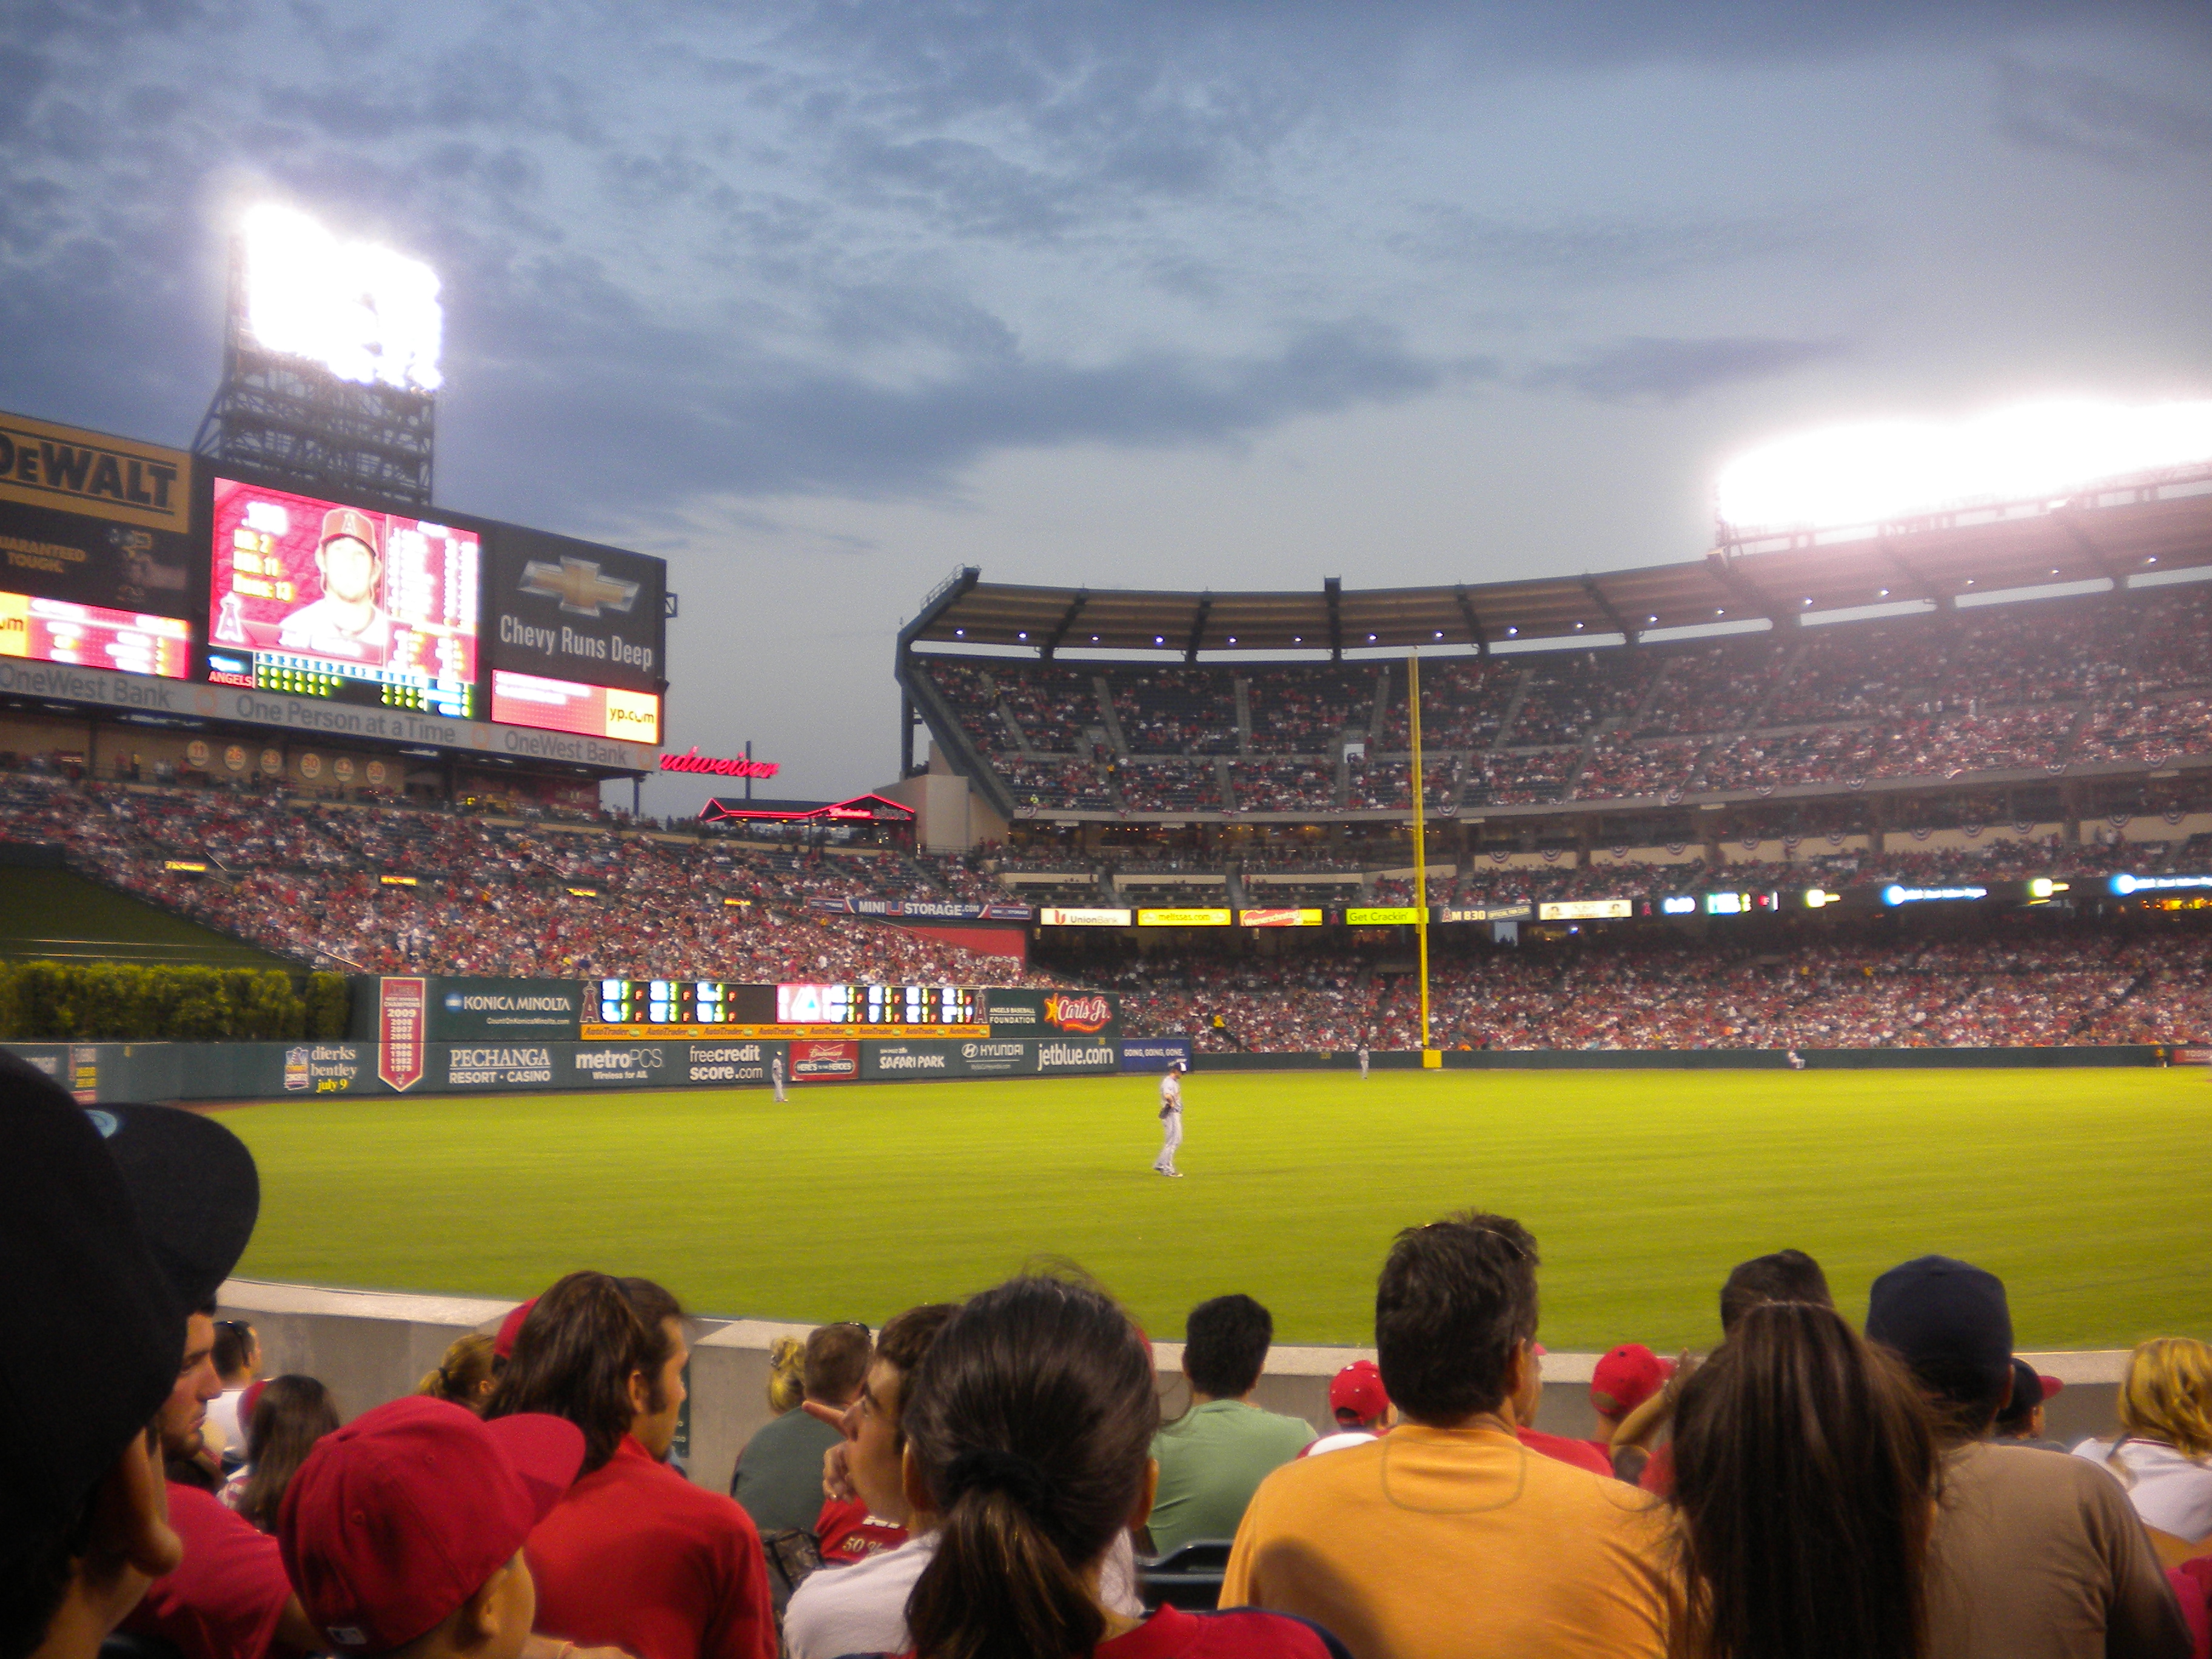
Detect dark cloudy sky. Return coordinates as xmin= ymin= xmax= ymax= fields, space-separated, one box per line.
xmin=4 ymin=2 xmax=2209 ymax=806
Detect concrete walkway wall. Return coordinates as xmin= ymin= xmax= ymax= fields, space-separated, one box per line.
xmin=220 ymin=1278 xmax=2132 ymax=1498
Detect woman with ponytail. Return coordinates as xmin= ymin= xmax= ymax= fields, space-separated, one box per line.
xmin=889 ymin=1275 xmax=1349 ymax=1659
xmin=1667 ymin=1300 xmax=1939 ymax=1659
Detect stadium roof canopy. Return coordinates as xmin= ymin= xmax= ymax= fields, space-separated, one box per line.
xmin=903 ymin=468 xmax=2212 ymax=659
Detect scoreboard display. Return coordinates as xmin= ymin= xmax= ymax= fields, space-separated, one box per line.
xmin=580 ymin=979 xmax=986 ymax=1037
xmin=205 ymin=476 xmax=480 ymax=718
xmin=776 ymin=983 xmax=980 ymax=1026
xmin=590 ymin=979 xmax=746 ymax=1025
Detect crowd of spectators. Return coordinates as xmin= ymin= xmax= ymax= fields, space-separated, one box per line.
xmin=1118 ymin=762 xmax=1222 ymax=812
xmin=913 ymin=583 xmax=2212 ymax=811
xmin=1083 ymin=916 xmax=2212 ymax=1051
xmin=1244 ymin=665 xmax=1377 ymax=754
xmin=0 ymin=773 xmax=1059 ymax=986
xmin=18 ymin=1065 xmax=2208 ymax=1659
xmin=14 ymin=756 xmax=2212 ymax=1059
xmin=1227 ymin=760 xmax=1338 ymax=812
xmin=1105 ymin=669 xmax=1240 ymax=755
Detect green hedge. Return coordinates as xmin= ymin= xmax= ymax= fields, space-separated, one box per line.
xmin=0 ymin=963 xmax=352 ymax=1042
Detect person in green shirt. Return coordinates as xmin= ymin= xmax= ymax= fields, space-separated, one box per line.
xmin=731 ymin=1321 xmax=871 ymax=1533
xmin=1146 ymin=1294 xmax=1314 ymax=1555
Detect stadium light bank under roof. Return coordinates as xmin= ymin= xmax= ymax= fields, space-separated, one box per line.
xmin=905 ymin=462 xmax=2212 ymax=660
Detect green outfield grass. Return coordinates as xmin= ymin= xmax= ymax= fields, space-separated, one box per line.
xmin=224 ymin=1068 xmax=2210 ymax=1350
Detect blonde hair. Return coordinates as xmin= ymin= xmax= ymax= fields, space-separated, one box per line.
xmin=418 ymin=1333 xmax=497 ymax=1413
xmin=766 ymin=1335 xmax=806 ymax=1413
xmin=2113 ymin=1337 xmax=2212 ymax=1463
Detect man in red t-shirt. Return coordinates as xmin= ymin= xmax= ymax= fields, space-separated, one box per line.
xmin=490 ymin=1272 xmax=776 ymax=1659
xmin=1498 ymin=1342 xmax=1615 ymax=1478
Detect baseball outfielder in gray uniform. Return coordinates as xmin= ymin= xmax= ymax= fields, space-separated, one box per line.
xmin=771 ymin=1053 xmax=787 ymax=1102
xmin=1154 ymin=1062 xmax=1185 ymax=1177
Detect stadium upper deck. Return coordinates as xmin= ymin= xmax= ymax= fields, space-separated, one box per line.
xmin=894 ymin=472 xmax=2212 ymax=830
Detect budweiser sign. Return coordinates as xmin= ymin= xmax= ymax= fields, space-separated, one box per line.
xmin=660 ymin=746 xmax=779 ymax=779
xmin=1044 ymin=993 xmax=1114 ymax=1034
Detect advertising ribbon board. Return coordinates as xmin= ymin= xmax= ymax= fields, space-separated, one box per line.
xmin=983 ymin=989 xmax=1121 ymax=1043
xmin=1344 ymin=907 xmax=1423 ymax=925
xmin=69 ymin=1044 xmax=98 ymax=1105
xmin=808 ymin=898 xmax=1037 ymax=922
xmin=564 ymin=1044 xmax=675 ymax=1086
xmin=1119 ymin=1037 xmax=1193 ymax=1073
xmin=1036 ymin=1039 xmax=1119 ymax=1074
xmin=1536 ymin=899 xmax=1634 ymax=921
xmin=681 ymin=1041 xmax=783 ymax=1085
xmin=1438 ymin=904 xmax=1535 ymax=923
xmin=441 ymin=1045 xmax=558 ymax=1089
xmin=791 ymin=1039 xmax=860 ymax=1082
xmin=953 ymin=1037 xmax=1033 ymax=1076
xmin=862 ymin=1041 xmax=968 ymax=1081
xmin=431 ymin=978 xmax=585 ymax=1041
xmin=580 ymin=1021 xmax=984 ymax=1041
xmin=0 ymin=412 xmax=192 ymax=533
xmin=1236 ymin=908 xmax=1322 ymax=927
xmin=282 ymin=1043 xmax=369 ymax=1095
xmin=1038 ymin=907 xmax=1133 ymax=927
xmin=377 ymin=977 xmax=428 ymax=1091
xmin=1136 ymin=908 xmax=1232 ymax=927
xmin=0 ymin=655 xmax=659 ymax=771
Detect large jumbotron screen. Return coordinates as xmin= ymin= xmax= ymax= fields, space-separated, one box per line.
xmin=205 ymin=476 xmax=480 ymax=718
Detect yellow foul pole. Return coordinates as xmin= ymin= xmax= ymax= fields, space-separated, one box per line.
xmin=1409 ymin=651 xmax=1436 ymax=1064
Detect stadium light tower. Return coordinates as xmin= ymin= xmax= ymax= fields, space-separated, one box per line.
xmin=193 ymin=204 xmax=443 ymax=510
xmin=1716 ymin=397 xmax=2212 ymax=539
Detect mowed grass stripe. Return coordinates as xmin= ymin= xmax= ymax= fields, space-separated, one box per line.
xmin=224 ymin=1068 xmax=2211 ymax=1349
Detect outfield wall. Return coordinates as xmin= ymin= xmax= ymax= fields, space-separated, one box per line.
xmin=1 ymin=1034 xmax=1118 ymax=1102
xmin=1191 ymin=1046 xmax=2171 ymax=1072
xmin=217 ymin=1278 xmax=2133 ymax=1499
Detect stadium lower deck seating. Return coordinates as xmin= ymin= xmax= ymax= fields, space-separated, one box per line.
xmin=1081 ymin=922 xmax=2210 ymax=1053
xmin=912 ymin=583 xmax=2212 ymax=811
xmin=8 ymin=769 xmax=2208 ymax=1050
xmin=0 ymin=774 xmax=1053 ymax=985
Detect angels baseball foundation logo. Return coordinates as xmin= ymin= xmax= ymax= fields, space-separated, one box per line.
xmin=1044 ymin=993 xmax=1113 ymax=1034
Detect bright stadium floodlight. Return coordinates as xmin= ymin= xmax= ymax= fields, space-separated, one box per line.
xmin=241 ymin=204 xmax=443 ymax=392
xmin=1717 ymin=398 xmax=2212 ymax=532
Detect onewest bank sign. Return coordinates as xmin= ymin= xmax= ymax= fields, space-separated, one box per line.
xmin=0 ymin=657 xmax=659 ymax=771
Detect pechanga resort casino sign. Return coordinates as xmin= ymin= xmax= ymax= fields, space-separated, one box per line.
xmin=660 ymin=746 xmax=779 ymax=779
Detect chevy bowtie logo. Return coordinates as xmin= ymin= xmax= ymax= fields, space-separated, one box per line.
xmin=520 ymin=557 xmax=640 ymax=616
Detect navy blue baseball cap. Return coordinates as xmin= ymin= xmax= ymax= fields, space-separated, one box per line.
xmin=1866 ymin=1254 xmax=2014 ymax=1406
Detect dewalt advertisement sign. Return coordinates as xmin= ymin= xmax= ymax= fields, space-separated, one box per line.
xmin=0 ymin=412 xmax=196 ymax=622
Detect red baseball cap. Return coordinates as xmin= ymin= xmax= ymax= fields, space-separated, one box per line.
xmin=1330 ymin=1359 xmax=1389 ymax=1421
xmin=493 ymin=1296 xmax=538 ymax=1362
xmin=279 ymin=1396 xmax=582 ymax=1652
xmin=1590 ymin=1344 xmax=1672 ymax=1417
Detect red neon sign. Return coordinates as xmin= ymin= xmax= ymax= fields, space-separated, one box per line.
xmin=660 ymin=746 xmax=779 ymax=779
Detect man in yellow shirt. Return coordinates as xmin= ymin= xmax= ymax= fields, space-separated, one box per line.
xmin=1221 ymin=1212 xmax=1672 ymax=1659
